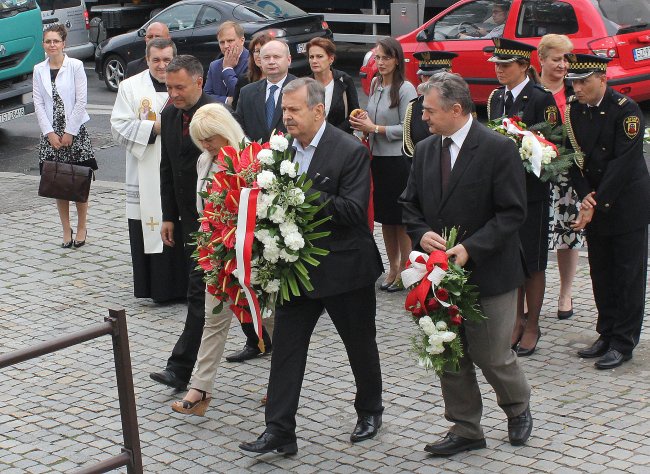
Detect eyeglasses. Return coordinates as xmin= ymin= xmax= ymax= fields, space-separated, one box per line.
xmin=374 ymin=55 xmax=394 ymax=63
xmin=253 ymin=49 xmax=262 ymax=55
xmin=43 ymin=39 xmax=63 ymax=45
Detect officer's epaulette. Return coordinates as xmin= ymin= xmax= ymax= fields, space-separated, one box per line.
xmin=533 ymin=84 xmax=553 ymax=94
xmin=617 ymin=96 xmax=628 ymax=107
xmin=408 ymin=96 xmax=419 ymax=105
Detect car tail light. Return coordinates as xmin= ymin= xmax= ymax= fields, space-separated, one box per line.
xmin=261 ymin=28 xmax=287 ymax=38
xmin=84 ymin=10 xmax=90 ymax=30
xmin=588 ymin=37 xmax=618 ymax=58
xmin=321 ymin=20 xmax=329 ymax=30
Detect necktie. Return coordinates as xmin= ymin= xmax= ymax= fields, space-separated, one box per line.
xmin=182 ymin=112 xmax=190 ymax=137
xmin=440 ymin=137 xmax=453 ymax=194
xmin=504 ymin=91 xmax=514 ymax=116
xmin=266 ymin=84 xmax=279 ymax=129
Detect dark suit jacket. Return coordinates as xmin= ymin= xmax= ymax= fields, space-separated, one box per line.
xmin=203 ymin=49 xmax=249 ymax=103
xmin=310 ymin=68 xmax=359 ymax=134
xmin=234 ymin=74 xmax=296 ymax=142
xmin=298 ymin=123 xmax=383 ymax=299
xmin=125 ymin=56 xmax=148 ymax=79
xmin=400 ymin=119 xmax=527 ymax=297
xmin=160 ymin=93 xmax=214 ymax=244
xmin=567 ymin=87 xmax=650 ymax=235
xmin=488 ymin=81 xmax=559 ymax=203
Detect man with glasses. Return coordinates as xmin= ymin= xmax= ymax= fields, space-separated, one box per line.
xmin=126 ymin=22 xmax=171 ymax=79
xmin=204 ymin=21 xmax=249 ymax=105
xmin=459 ymin=1 xmax=509 ymax=39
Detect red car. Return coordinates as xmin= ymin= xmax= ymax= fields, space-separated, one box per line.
xmin=360 ymin=0 xmax=650 ymax=104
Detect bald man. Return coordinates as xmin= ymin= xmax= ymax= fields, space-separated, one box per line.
xmin=126 ymin=22 xmax=171 ymax=79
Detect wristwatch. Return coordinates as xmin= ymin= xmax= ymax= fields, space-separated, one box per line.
xmin=374 ymin=125 xmax=379 ymax=134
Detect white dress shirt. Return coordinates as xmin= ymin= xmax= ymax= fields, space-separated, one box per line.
xmin=506 ymin=76 xmax=530 ymax=103
xmin=292 ymin=121 xmax=327 ymax=175
xmin=266 ymin=75 xmax=288 ymax=103
xmin=442 ymin=114 xmax=473 ymax=169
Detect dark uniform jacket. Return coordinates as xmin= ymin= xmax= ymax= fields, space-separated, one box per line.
xmin=403 ymin=96 xmax=430 ymax=158
xmin=488 ymin=80 xmax=559 ymax=202
xmin=400 ymin=120 xmax=527 ymax=297
xmin=567 ymin=87 xmax=650 ymax=235
xmin=160 ymin=93 xmax=214 ymax=245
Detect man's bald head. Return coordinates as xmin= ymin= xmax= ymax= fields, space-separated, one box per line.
xmin=145 ymin=22 xmax=170 ymax=43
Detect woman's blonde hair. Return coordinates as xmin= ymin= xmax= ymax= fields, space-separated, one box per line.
xmin=189 ymin=103 xmax=246 ymax=151
xmin=538 ymin=34 xmax=574 ymax=60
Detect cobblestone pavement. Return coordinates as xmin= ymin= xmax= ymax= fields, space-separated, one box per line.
xmin=0 ymin=172 xmax=648 ymax=474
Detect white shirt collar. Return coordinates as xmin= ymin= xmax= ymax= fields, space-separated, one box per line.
xmin=506 ymin=76 xmax=530 ymax=101
xmin=267 ymin=75 xmax=287 ymax=92
xmin=443 ymin=114 xmax=473 ymax=150
xmin=294 ymin=120 xmax=327 ymax=152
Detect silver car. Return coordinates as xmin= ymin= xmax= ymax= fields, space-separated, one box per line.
xmin=40 ymin=0 xmax=95 ymax=59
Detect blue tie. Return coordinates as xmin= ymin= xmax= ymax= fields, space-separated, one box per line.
xmin=266 ymin=84 xmax=279 ymax=129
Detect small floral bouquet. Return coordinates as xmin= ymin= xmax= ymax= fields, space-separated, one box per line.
xmin=488 ymin=116 xmax=582 ymax=183
xmin=194 ymin=132 xmax=330 ymax=331
xmin=401 ymin=228 xmax=485 ymax=376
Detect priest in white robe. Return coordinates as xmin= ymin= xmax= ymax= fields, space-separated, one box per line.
xmin=111 ymin=38 xmax=187 ymax=302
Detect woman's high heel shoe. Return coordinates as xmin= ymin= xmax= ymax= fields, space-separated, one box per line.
xmin=516 ymin=330 xmax=542 ymax=357
xmin=73 ymin=229 xmax=87 ymax=248
xmin=171 ymin=389 xmax=211 ymax=416
xmin=62 ymin=230 xmax=73 ymax=249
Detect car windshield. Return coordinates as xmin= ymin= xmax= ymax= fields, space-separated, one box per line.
xmin=0 ymin=0 xmax=37 ymax=12
xmin=231 ymin=0 xmax=306 ymax=21
xmin=591 ymin=0 xmax=650 ymax=34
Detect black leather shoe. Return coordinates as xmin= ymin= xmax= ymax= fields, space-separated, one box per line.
xmin=386 ymin=278 xmax=404 ymax=293
xmin=226 ymin=345 xmax=261 ymax=363
xmin=350 ymin=414 xmax=382 ymax=442
xmin=239 ymin=432 xmax=298 ymax=455
xmin=379 ymin=279 xmax=394 ymax=291
xmin=594 ymin=349 xmax=632 ymax=370
xmin=508 ymin=405 xmax=533 ymax=446
xmin=577 ymin=339 xmax=609 ymax=359
xmin=424 ymin=432 xmax=486 ymax=456
xmin=149 ymin=369 xmax=187 ymax=390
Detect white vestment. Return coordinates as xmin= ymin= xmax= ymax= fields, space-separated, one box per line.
xmin=110 ymin=71 xmax=168 ymax=254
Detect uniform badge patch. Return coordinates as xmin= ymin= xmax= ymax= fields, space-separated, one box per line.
xmin=544 ymin=106 xmax=558 ymax=124
xmin=623 ymin=116 xmax=640 ymax=139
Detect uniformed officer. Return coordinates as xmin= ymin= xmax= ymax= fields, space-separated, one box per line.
xmin=402 ymin=51 xmax=457 ymax=158
xmin=568 ymin=53 xmax=649 ymax=370
xmin=486 ymin=37 xmax=560 ymax=358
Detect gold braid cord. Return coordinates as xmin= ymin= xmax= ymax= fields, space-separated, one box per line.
xmin=565 ymin=103 xmax=585 ymax=170
xmin=403 ymin=101 xmax=415 ymax=158
xmin=486 ymin=89 xmax=497 ymax=121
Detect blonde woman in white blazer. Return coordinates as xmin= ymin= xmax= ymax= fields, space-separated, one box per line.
xmin=171 ymin=103 xmax=274 ymax=416
xmin=34 ymin=25 xmax=96 ymax=248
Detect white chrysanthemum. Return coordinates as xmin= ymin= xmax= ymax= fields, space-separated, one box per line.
xmin=280 ymin=160 xmax=297 ymax=178
xmin=255 ymin=228 xmax=272 ymax=245
xmin=435 ymin=321 xmax=448 ymax=331
xmin=269 ymin=205 xmax=286 ymax=224
xmin=257 ymin=170 xmax=276 ymax=189
xmin=279 ymin=248 xmax=299 ymax=263
xmin=263 ymin=243 xmax=280 ymax=263
xmin=286 ymin=187 xmax=305 ymax=206
xmin=427 ymin=343 xmax=445 ymax=355
xmin=269 ymin=134 xmax=289 ymax=152
xmin=263 ymin=279 xmax=281 ymax=293
xmin=428 ymin=334 xmax=444 ymax=347
xmin=284 ymin=232 xmax=305 ymax=251
xmin=279 ymin=221 xmax=299 ymax=237
xmin=522 ymin=135 xmax=535 ymax=152
xmin=257 ymin=149 xmax=274 ymax=165
xmin=440 ymin=331 xmax=456 ymax=343
xmin=419 ymin=316 xmax=433 ymax=326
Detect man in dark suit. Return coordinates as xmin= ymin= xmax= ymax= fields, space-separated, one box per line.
xmin=203 ymin=21 xmax=249 ymax=105
xmin=400 ymin=72 xmax=532 ymax=456
xmin=234 ymin=39 xmax=295 ymax=142
xmin=239 ymin=78 xmax=384 ymax=455
xmin=568 ymin=54 xmax=649 ymax=370
xmin=149 ymin=55 xmax=214 ymax=390
xmin=125 ymin=22 xmax=170 ymax=79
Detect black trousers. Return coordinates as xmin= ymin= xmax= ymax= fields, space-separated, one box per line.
xmin=165 ymin=244 xmax=206 ymax=382
xmin=265 ymin=284 xmax=383 ymax=439
xmin=587 ymin=226 xmax=648 ymax=355
xmin=240 ymin=322 xmax=272 ymax=351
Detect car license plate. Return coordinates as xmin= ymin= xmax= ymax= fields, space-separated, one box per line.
xmin=296 ymin=42 xmax=307 ymax=54
xmin=633 ymin=45 xmax=650 ymax=62
xmin=0 ymin=106 xmax=25 ymax=125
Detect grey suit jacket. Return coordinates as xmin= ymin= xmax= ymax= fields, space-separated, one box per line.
xmin=234 ymin=74 xmax=296 ymax=142
xmin=400 ymin=119 xmax=527 ymax=297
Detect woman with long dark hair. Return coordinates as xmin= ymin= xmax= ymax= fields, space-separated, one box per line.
xmin=350 ymin=37 xmax=416 ymax=292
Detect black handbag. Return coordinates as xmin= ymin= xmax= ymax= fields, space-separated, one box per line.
xmin=38 ymin=161 xmax=94 ymax=203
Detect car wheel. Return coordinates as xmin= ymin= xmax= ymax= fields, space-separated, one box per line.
xmin=103 ymin=54 xmax=126 ymax=92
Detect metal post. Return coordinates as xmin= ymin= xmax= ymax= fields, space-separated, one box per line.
xmin=107 ymin=309 xmax=143 ymax=474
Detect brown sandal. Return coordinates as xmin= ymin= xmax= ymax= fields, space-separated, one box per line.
xmin=171 ymin=389 xmax=211 ymax=416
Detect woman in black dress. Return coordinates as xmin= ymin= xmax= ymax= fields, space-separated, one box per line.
xmin=33 ymin=24 xmax=97 ymax=248
xmin=486 ymin=38 xmax=560 ymax=356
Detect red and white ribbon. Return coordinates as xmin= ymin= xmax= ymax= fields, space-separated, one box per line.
xmin=502 ymin=118 xmax=558 ymax=178
xmin=235 ymin=187 xmax=264 ymax=351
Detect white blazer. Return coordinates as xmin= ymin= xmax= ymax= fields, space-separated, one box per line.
xmin=33 ymin=54 xmax=90 ymax=136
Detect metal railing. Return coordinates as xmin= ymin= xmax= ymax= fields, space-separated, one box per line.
xmin=0 ymin=309 xmax=143 ymax=474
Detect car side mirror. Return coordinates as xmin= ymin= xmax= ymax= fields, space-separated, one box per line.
xmin=137 ymin=28 xmax=146 ymax=38
xmin=416 ymin=29 xmax=432 ymax=42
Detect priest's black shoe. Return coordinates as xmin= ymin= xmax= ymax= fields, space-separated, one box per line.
xmin=226 ymin=345 xmax=261 ymax=363
xmin=594 ymin=348 xmax=631 ymax=370
xmin=577 ymin=339 xmax=609 ymax=359
xmin=350 ymin=414 xmax=382 ymax=442
xmin=424 ymin=432 xmax=486 ymax=456
xmin=239 ymin=432 xmax=298 ymax=455
xmin=508 ymin=405 xmax=533 ymax=446
xmin=149 ymin=369 xmax=187 ymax=390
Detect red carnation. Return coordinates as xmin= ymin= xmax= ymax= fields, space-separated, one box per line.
xmin=426 ymin=297 xmax=441 ymax=312
xmin=448 ymin=304 xmax=460 ymax=317
xmin=435 ymin=288 xmax=449 ymax=302
xmin=450 ymin=314 xmax=462 ymax=326
xmin=412 ymin=306 xmax=425 ymax=318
